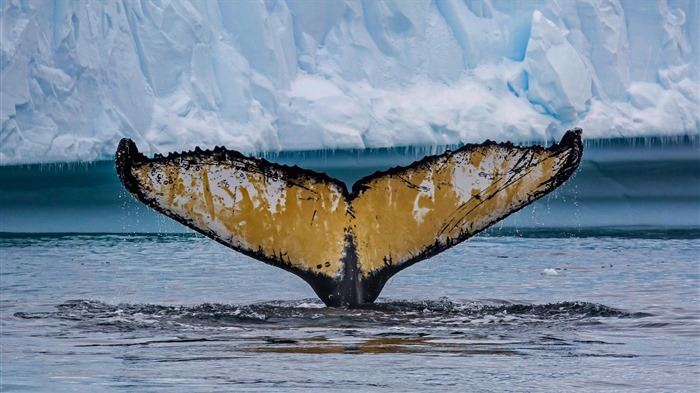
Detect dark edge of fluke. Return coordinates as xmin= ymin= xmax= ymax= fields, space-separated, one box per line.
xmin=115 ymin=138 xmax=344 ymax=306
xmin=116 ymin=129 xmax=583 ymax=307
xmin=361 ymin=128 xmax=583 ymax=299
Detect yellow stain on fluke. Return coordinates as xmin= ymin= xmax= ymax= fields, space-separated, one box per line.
xmin=116 ymin=129 xmax=583 ymax=306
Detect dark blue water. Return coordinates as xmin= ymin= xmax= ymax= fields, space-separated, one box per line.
xmin=2 ymin=230 xmax=698 ymax=392
xmin=2 ymin=137 xmax=699 ymax=232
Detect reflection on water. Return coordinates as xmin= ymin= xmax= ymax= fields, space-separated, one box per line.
xmin=14 ymin=298 xmax=649 ymax=357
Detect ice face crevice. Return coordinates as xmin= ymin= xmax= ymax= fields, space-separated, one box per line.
xmin=1 ymin=0 xmax=698 ymax=165
xmin=523 ymin=10 xmax=593 ymax=122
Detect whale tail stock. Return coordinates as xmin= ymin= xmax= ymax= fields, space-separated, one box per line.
xmin=116 ymin=129 xmax=583 ymax=306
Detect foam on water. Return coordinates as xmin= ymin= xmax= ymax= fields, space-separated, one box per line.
xmin=12 ymin=298 xmax=653 ymax=360
xmin=14 ymin=298 xmax=641 ymax=331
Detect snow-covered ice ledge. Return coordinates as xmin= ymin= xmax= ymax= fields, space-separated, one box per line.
xmin=1 ymin=0 xmax=698 ymax=165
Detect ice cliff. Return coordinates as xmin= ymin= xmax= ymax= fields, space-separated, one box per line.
xmin=1 ymin=0 xmax=698 ymax=164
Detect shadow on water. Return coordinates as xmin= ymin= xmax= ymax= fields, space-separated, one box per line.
xmin=14 ymin=298 xmax=651 ymax=356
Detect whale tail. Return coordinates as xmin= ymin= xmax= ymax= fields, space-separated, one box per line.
xmin=116 ymin=129 xmax=583 ymax=306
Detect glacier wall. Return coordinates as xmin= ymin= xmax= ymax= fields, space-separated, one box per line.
xmin=1 ymin=0 xmax=698 ymax=164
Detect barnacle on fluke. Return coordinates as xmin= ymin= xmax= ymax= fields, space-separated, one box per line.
xmin=115 ymin=129 xmax=583 ymax=307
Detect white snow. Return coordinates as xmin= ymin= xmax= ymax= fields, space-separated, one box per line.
xmin=1 ymin=0 xmax=698 ymax=165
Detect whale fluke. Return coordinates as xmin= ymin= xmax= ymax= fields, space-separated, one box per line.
xmin=116 ymin=129 xmax=583 ymax=306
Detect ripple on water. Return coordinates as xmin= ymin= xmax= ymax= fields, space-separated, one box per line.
xmin=13 ymin=298 xmax=651 ymax=356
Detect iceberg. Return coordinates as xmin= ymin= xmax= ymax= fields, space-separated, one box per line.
xmin=0 ymin=0 xmax=698 ymax=165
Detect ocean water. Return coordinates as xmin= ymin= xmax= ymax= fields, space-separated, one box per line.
xmin=1 ymin=230 xmax=698 ymax=392
xmin=1 ymin=138 xmax=699 ymax=391
xmin=2 ymin=137 xmax=699 ymax=232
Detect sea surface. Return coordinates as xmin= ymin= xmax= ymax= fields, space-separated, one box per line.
xmin=2 ymin=229 xmax=698 ymax=392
